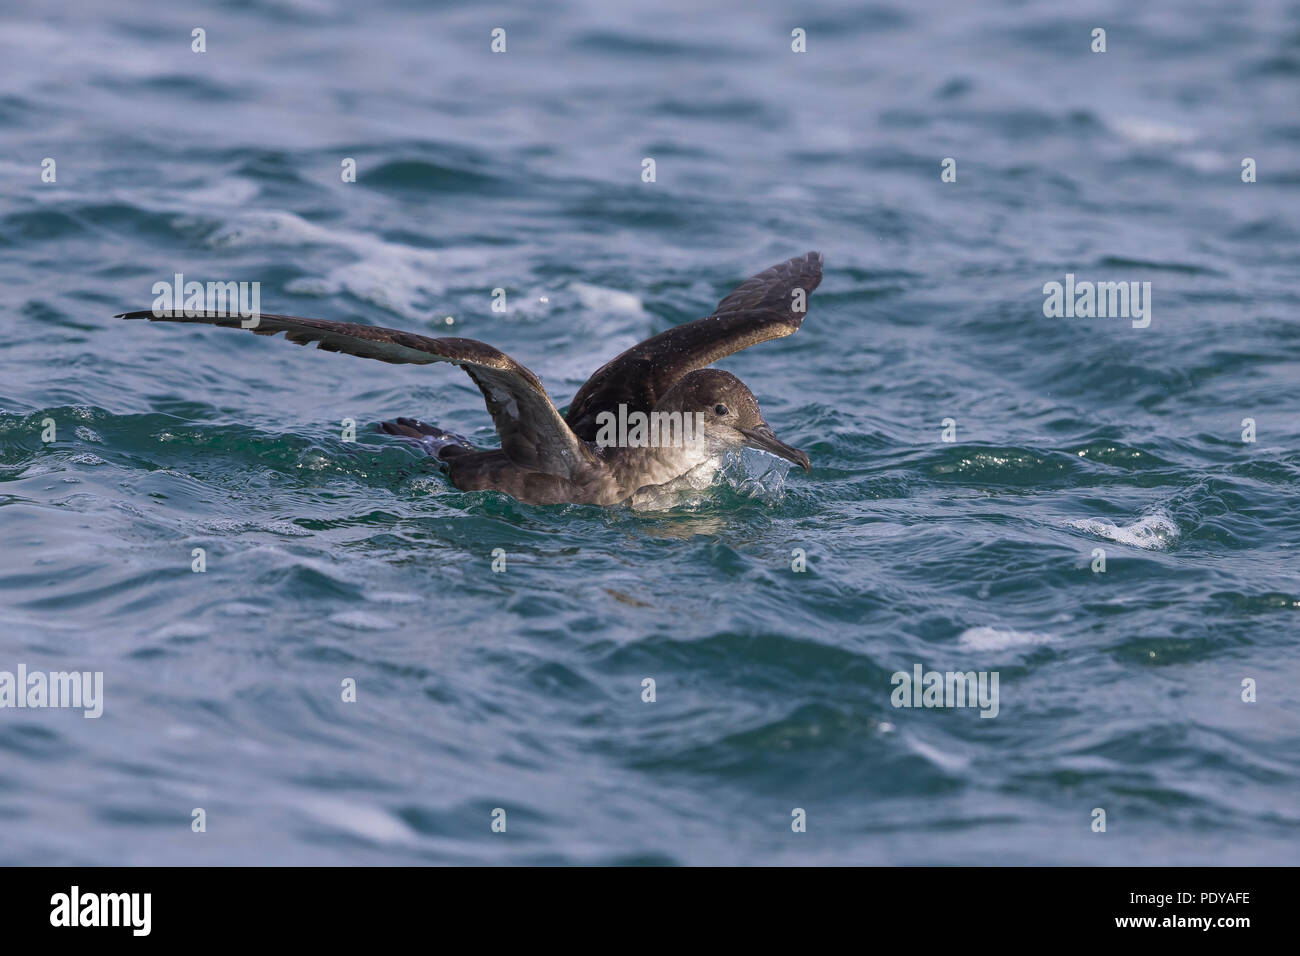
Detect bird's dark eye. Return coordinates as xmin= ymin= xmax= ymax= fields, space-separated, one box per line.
xmin=714 ymin=404 xmax=728 ymax=417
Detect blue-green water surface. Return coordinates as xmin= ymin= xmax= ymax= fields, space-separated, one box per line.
xmin=1 ymin=0 xmax=1297 ymax=864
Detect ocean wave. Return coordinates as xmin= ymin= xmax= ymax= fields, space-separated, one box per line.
xmin=957 ymin=627 xmax=1056 ymax=651
xmin=1067 ymin=511 xmax=1180 ymax=550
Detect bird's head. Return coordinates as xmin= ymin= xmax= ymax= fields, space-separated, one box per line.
xmin=658 ymin=369 xmax=811 ymax=471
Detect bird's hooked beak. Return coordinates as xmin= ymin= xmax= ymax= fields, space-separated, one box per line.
xmin=739 ymin=423 xmax=811 ymax=472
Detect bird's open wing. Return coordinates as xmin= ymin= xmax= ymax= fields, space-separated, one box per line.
xmin=116 ymin=310 xmax=594 ymax=476
xmin=564 ymin=251 xmax=823 ymax=442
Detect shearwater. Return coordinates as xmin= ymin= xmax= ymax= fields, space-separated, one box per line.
xmin=117 ymin=252 xmax=822 ymax=506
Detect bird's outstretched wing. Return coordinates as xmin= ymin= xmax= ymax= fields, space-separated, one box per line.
xmin=115 ymin=310 xmax=594 ymax=476
xmin=564 ymin=251 xmax=823 ymax=442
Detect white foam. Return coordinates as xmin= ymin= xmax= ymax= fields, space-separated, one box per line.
xmin=363 ymin=590 xmax=423 ymax=605
xmin=568 ymin=282 xmax=645 ymax=315
xmin=1111 ymin=116 xmax=1196 ymax=146
xmin=204 ymin=518 xmax=313 ymax=537
xmin=958 ymin=626 xmax=1055 ymax=651
xmin=327 ymin=610 xmax=398 ymax=631
xmin=1179 ymin=150 xmax=1226 ymax=173
xmin=185 ymin=177 xmax=261 ymax=207
xmin=147 ymin=622 xmax=208 ymax=642
xmin=1067 ymin=511 xmax=1179 ymax=550
xmin=206 ymin=210 xmax=447 ymax=322
xmin=904 ymin=732 xmax=971 ymax=772
xmin=298 ymin=797 xmax=414 ymax=845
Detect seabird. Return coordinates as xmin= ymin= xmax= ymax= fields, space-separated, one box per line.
xmin=117 ymin=251 xmax=823 ymax=506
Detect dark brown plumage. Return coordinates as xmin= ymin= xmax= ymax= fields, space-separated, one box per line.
xmin=565 ymin=251 xmax=823 ymax=441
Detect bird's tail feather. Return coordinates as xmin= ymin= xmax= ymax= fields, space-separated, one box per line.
xmin=378 ymin=418 xmax=476 ymax=460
